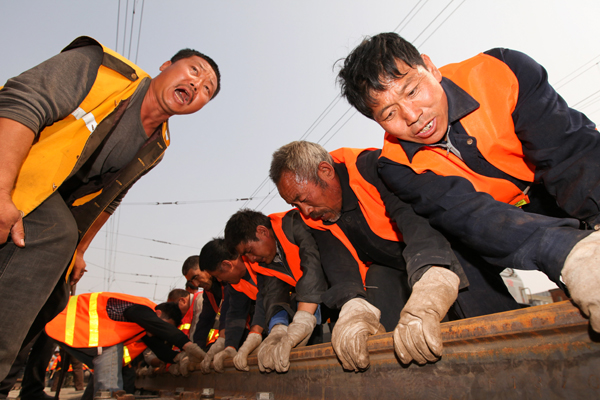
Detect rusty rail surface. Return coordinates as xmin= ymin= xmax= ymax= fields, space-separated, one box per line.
xmin=136 ymin=301 xmax=600 ymax=399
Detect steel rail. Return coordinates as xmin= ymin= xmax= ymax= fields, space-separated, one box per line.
xmin=136 ymin=300 xmax=600 ymax=399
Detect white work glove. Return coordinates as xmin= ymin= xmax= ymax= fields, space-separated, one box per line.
xmin=331 ymin=298 xmax=385 ymax=372
xmin=172 ymin=351 xmax=190 ymax=377
xmin=273 ymin=311 xmax=316 ymax=372
xmin=257 ymin=324 xmax=288 ymax=373
xmin=136 ymin=366 xmax=151 ymax=377
xmin=183 ymin=342 xmax=207 ymax=363
xmin=233 ymin=332 xmax=263 ymax=371
xmin=562 ymin=230 xmax=600 ymax=332
xmin=213 ymin=346 xmax=238 ymax=373
xmin=200 ymin=337 xmax=226 ymax=374
xmin=168 ymin=364 xmax=181 ymax=376
xmin=394 ymin=266 xmax=459 ymax=365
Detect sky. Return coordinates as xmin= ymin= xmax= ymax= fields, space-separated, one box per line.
xmin=1 ymin=0 xmax=599 ymax=302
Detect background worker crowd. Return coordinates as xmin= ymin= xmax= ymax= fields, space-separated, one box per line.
xmin=0 ymin=36 xmax=220 ymax=383
xmin=224 ymin=208 xmax=328 ymax=373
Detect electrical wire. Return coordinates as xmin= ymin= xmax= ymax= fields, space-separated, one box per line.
xmin=392 ymin=0 xmax=428 ymax=33
xmin=89 ymin=245 xmax=184 ymax=262
xmin=412 ymin=0 xmax=456 ymax=45
xmin=415 ymin=0 xmax=467 ymax=48
xmin=115 ymin=0 xmax=121 ymax=50
xmin=103 ymin=231 xmax=199 ymax=249
xmin=122 ymin=196 xmax=265 ymax=206
xmin=135 ymin=0 xmax=145 ymax=63
xmin=554 ymin=55 xmax=600 ymax=88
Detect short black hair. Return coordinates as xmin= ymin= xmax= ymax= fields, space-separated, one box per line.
xmin=198 ymin=238 xmax=236 ymax=272
xmin=224 ymin=209 xmax=272 ymax=253
xmin=337 ymin=32 xmax=425 ymax=119
xmin=167 ymin=288 xmax=189 ymax=302
xmin=155 ymin=302 xmax=183 ymax=327
xmin=181 ymin=255 xmax=200 ymax=276
xmin=170 ymin=48 xmax=221 ymax=99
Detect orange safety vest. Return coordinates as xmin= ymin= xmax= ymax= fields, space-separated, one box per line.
xmin=301 ymin=148 xmax=404 ymax=284
xmin=204 ymin=284 xmax=225 ymax=346
xmin=230 ymin=259 xmax=259 ymax=300
xmin=247 ymin=210 xmax=303 ymax=287
xmin=46 ymin=292 xmax=156 ymax=349
xmin=122 ymin=332 xmax=147 ymax=366
xmin=381 ymin=53 xmax=535 ymax=206
xmin=178 ymin=291 xmax=203 ymax=336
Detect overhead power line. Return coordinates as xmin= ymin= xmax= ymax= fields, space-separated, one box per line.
xmin=393 ymin=0 xmax=428 ymax=33
xmin=89 ymin=246 xmax=184 ymax=262
xmin=87 ymin=261 xmax=181 ymax=279
xmin=103 ymin=231 xmax=199 ymax=249
xmin=554 ymin=55 xmax=600 ymax=88
xmin=122 ymin=196 xmax=266 ymax=206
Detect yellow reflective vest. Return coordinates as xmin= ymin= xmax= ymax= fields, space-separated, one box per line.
xmin=10 ymin=36 xmax=169 ymax=240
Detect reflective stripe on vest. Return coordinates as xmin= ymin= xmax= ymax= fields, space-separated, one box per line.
xmin=230 ymin=260 xmax=259 ymax=300
xmin=380 ymin=53 xmax=535 ymax=206
xmin=330 ymin=148 xmax=404 ymax=242
xmin=122 ymin=332 xmax=147 ymax=366
xmin=179 ymin=324 xmax=191 ymax=331
xmin=64 ymin=295 xmax=79 ymax=346
xmin=123 ymin=345 xmax=131 ymax=365
xmin=88 ymin=292 xmax=100 ymax=347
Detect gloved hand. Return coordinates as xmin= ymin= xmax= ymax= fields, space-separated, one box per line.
xmin=257 ymin=324 xmax=288 ymax=373
xmin=136 ymin=366 xmax=151 ymax=377
xmin=394 ymin=266 xmax=459 ymax=365
xmin=168 ymin=363 xmax=180 ymax=376
xmin=273 ymin=311 xmax=316 ymax=372
xmin=331 ymin=298 xmax=384 ymax=372
xmin=182 ymin=342 xmax=207 ymax=363
xmin=213 ymin=346 xmax=238 ymax=373
xmin=200 ymin=336 xmax=226 ymax=374
xmin=233 ymin=332 xmax=263 ymax=371
xmin=172 ymin=351 xmax=190 ymax=377
xmin=562 ymin=230 xmax=600 ymax=332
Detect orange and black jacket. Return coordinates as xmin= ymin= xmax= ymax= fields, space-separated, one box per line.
xmin=250 ymin=209 xmax=327 ymax=325
xmin=194 ymin=282 xmax=229 ymax=350
xmin=304 ymin=148 xmax=466 ymax=309
xmin=225 ymin=260 xmax=265 ymax=350
xmin=378 ymin=48 xmax=592 ymax=275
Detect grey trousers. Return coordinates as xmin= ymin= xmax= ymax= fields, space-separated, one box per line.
xmin=0 ymin=192 xmax=78 ymax=381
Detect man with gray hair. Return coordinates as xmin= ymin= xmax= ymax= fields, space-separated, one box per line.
xmin=270 ymin=141 xmax=519 ymax=369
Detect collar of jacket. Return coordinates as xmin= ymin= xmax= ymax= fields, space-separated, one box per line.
xmin=320 ymin=162 xmax=359 ymax=227
xmin=394 ymin=77 xmax=480 ymax=162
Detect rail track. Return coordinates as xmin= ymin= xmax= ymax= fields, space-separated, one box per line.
xmin=136 ymin=300 xmax=600 ymax=399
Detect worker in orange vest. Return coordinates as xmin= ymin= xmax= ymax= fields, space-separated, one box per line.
xmin=197 ymin=239 xmax=265 ymax=373
xmin=224 ymin=208 xmax=328 ymax=373
xmin=46 ymin=292 xmax=206 ymax=395
xmin=270 ymin=141 xmax=519 ymax=371
xmin=337 ymin=32 xmax=600 ymax=344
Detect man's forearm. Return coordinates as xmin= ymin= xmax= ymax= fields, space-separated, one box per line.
xmin=0 ymin=118 xmax=35 ymax=195
xmin=0 ymin=118 xmax=35 ymax=244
